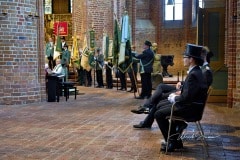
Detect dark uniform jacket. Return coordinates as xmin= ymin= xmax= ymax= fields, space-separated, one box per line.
xmin=175 ymin=65 xmax=208 ymax=107
xmin=134 ymin=48 xmax=154 ymax=73
xmin=61 ymin=50 xmax=71 ymax=66
xmin=95 ymin=54 xmax=104 ymax=71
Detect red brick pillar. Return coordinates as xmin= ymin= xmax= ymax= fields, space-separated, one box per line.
xmin=0 ymin=0 xmax=45 ymax=105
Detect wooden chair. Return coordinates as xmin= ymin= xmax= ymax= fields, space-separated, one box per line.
xmin=165 ymin=87 xmax=213 ymax=157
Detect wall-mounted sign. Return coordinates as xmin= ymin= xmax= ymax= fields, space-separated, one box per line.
xmin=53 ymin=22 xmax=68 ymax=36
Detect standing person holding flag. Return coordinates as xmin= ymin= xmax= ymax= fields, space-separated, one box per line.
xmin=81 ymin=33 xmax=93 ymax=87
xmin=94 ymin=48 xmax=104 ymax=88
xmin=102 ymin=32 xmax=113 ymax=89
xmin=133 ymin=40 xmax=154 ymax=99
xmin=72 ymin=28 xmax=83 ymax=84
xmin=54 ymin=22 xmax=63 ymax=60
xmin=112 ymin=13 xmax=121 ymax=89
xmin=118 ymin=10 xmax=133 ymax=91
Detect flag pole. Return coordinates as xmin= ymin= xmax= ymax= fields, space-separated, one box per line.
xmin=130 ymin=65 xmax=140 ymax=97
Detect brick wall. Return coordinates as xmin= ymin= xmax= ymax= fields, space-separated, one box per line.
xmin=225 ymin=0 xmax=239 ymax=108
xmin=73 ymin=0 xmax=114 ymax=50
xmin=0 ymin=0 xmax=45 ymax=105
xmin=236 ymin=0 xmax=240 ymax=108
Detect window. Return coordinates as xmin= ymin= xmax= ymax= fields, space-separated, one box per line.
xmin=165 ymin=0 xmax=183 ymax=21
xmin=44 ymin=0 xmax=52 ymax=14
xmin=70 ymin=0 xmax=73 ymax=13
xmin=199 ymin=0 xmax=203 ymax=8
xmin=44 ymin=0 xmax=72 ymax=14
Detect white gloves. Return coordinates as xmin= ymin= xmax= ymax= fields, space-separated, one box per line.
xmin=168 ymin=93 xmax=177 ymax=103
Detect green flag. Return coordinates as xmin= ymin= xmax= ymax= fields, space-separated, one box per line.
xmin=113 ymin=19 xmax=120 ymax=65
xmin=118 ymin=40 xmax=132 ymax=73
xmin=102 ymin=33 xmax=109 ymax=60
xmin=118 ymin=12 xmax=132 ymax=73
xmin=55 ymin=35 xmax=62 ymax=52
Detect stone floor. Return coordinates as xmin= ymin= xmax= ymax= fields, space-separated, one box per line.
xmin=0 ymin=86 xmax=240 ymax=160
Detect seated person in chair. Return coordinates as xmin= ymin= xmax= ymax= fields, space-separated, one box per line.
xmin=131 ymin=46 xmax=213 ymax=130
xmin=154 ymin=44 xmax=208 ymax=152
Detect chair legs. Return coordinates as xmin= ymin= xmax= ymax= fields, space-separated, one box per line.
xmin=195 ymin=121 xmax=209 ymax=157
xmin=165 ymin=120 xmax=209 ymax=157
xmin=165 ymin=103 xmax=175 ymax=154
xmin=64 ymin=86 xmax=77 ymax=101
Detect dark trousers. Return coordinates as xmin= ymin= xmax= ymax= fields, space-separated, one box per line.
xmin=154 ymin=101 xmax=175 ymax=141
xmin=144 ymin=83 xmax=176 ymax=107
xmin=154 ymin=101 xmax=193 ymax=141
xmin=47 ymin=56 xmax=55 ymax=70
xmin=96 ymin=70 xmax=104 ymax=87
xmin=128 ymin=70 xmax=137 ymax=91
xmin=106 ymin=66 xmax=113 ymax=88
xmin=84 ymin=69 xmax=92 ymax=87
xmin=119 ymin=71 xmax=126 ymax=89
xmin=142 ymin=99 xmax=169 ymax=127
xmin=141 ymin=84 xmax=178 ymax=127
xmin=140 ymin=72 xmax=152 ymax=97
xmin=77 ymin=67 xmax=85 ymax=85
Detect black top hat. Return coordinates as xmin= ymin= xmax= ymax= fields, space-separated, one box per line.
xmin=144 ymin=40 xmax=152 ymax=47
xmin=60 ymin=36 xmax=65 ymax=40
xmin=184 ymin=44 xmax=203 ymax=60
xmin=97 ymin=48 xmax=101 ymax=52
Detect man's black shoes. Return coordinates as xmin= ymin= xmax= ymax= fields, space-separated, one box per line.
xmin=135 ymin=96 xmax=144 ymax=99
xmin=133 ymin=121 xmax=151 ymax=129
xmin=135 ymin=95 xmax=151 ymax=99
xmin=131 ymin=106 xmax=149 ymax=114
xmin=160 ymin=140 xmax=183 ymax=152
xmin=176 ymin=122 xmax=188 ymax=135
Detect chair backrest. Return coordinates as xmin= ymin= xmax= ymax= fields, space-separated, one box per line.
xmin=184 ymin=86 xmax=213 ymax=122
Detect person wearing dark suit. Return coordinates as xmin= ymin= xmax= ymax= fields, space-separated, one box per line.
xmin=61 ymin=36 xmax=67 ymax=51
xmin=131 ymin=46 xmax=213 ymax=130
xmin=95 ymin=48 xmax=104 ymax=88
xmin=118 ymin=69 xmax=127 ymax=90
xmin=154 ymin=44 xmax=208 ymax=152
xmin=133 ymin=40 xmax=154 ymax=99
xmin=77 ymin=50 xmax=85 ymax=86
xmin=127 ymin=45 xmax=139 ymax=93
xmin=105 ymin=59 xmax=113 ymax=89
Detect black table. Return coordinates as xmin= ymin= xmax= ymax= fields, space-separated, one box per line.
xmin=46 ymin=74 xmax=64 ymax=102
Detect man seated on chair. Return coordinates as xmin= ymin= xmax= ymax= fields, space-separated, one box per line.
xmin=154 ymin=44 xmax=208 ymax=152
xmin=131 ymin=46 xmax=213 ymax=129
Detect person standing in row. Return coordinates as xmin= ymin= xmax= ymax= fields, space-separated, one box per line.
xmin=76 ymin=50 xmax=85 ymax=86
xmin=127 ymin=45 xmax=139 ymax=93
xmin=61 ymin=44 xmax=71 ymax=81
xmin=133 ymin=40 xmax=154 ymax=99
xmin=95 ymin=48 xmax=104 ymax=88
xmin=61 ymin=36 xmax=67 ymax=51
xmin=46 ymin=37 xmax=55 ymax=70
xmin=105 ymin=59 xmax=113 ymax=89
